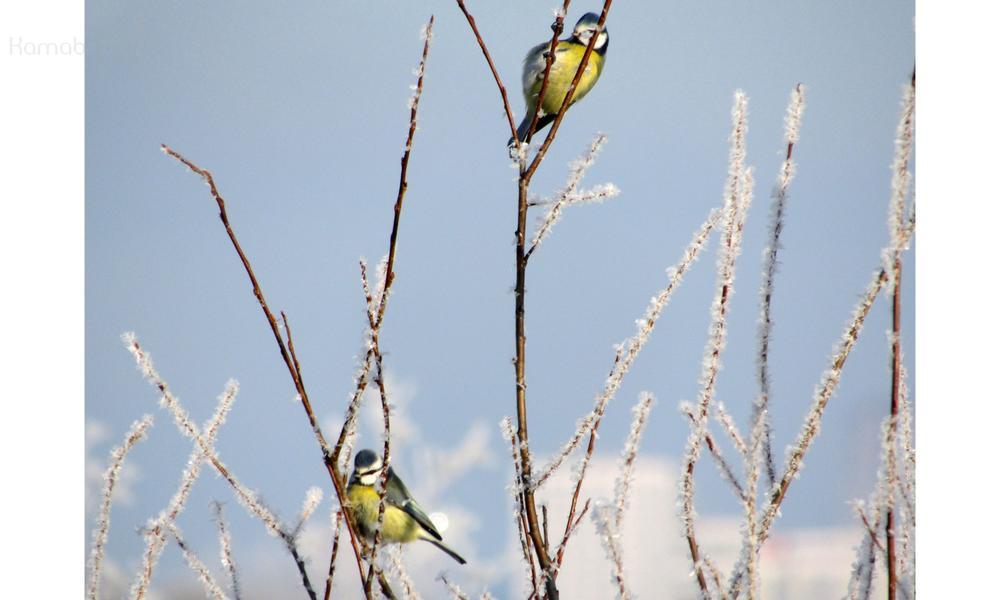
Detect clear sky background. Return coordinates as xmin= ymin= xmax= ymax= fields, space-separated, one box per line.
xmin=85 ymin=0 xmax=915 ymax=597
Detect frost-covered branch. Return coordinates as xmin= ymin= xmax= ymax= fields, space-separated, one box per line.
xmin=501 ymin=417 xmax=541 ymax=598
xmin=754 ymin=84 xmax=805 ymax=489
xmin=212 ymin=501 xmax=242 ymax=600
xmin=323 ymin=509 xmax=345 ymax=600
xmin=713 ymin=401 xmax=747 ymax=459
xmin=614 ymin=392 xmax=655 ymax=529
xmin=681 ymin=91 xmax=751 ymax=598
xmin=88 ymin=415 xmax=154 ymax=600
xmin=526 ymin=134 xmax=619 ymax=257
xmin=592 ymin=502 xmax=630 ymax=600
xmin=130 ymin=376 xmax=238 ymax=600
xmin=124 ymin=335 xmax=327 ymax=600
xmin=386 ymin=546 xmax=421 ymax=600
xmin=884 ymin=72 xmax=915 ymax=600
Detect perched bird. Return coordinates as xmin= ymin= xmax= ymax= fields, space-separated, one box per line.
xmin=346 ymin=449 xmax=467 ymax=565
xmin=512 ymin=12 xmax=610 ymax=145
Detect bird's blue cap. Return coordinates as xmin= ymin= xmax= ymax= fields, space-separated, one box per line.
xmin=354 ymin=449 xmax=379 ymax=469
xmin=575 ymin=12 xmax=601 ymax=28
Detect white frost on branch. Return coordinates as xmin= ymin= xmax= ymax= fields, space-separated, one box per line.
xmin=680 ymin=91 xmax=750 ymax=546
xmin=88 ymin=415 xmax=154 ymax=600
xmin=529 ymin=133 xmax=618 ymax=251
xmin=614 ymin=392 xmax=655 ymax=529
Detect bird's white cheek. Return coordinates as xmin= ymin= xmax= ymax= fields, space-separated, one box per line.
xmin=359 ymin=473 xmax=379 ymax=486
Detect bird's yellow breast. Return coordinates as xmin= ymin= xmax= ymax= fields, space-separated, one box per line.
xmin=527 ymin=42 xmax=605 ymax=116
xmin=346 ymin=484 xmax=423 ymax=544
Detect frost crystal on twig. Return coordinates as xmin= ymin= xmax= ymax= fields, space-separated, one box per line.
xmin=714 ymin=401 xmax=748 ymax=459
xmin=293 ymin=486 xmax=324 ymax=538
xmin=88 ymin=415 xmax=154 ymax=600
xmin=387 ymin=546 xmax=421 ymax=600
xmin=887 ymin=77 xmax=916 ymax=267
xmin=212 ymin=501 xmax=242 ymax=600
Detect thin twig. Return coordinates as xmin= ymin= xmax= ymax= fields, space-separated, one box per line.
xmin=160 ymin=145 xmax=372 ymax=594
xmin=553 ymin=498 xmax=590 ymax=575
xmin=454 ymin=0 xmax=520 ymax=145
xmin=853 ymin=502 xmax=886 ymax=553
xmin=353 ymin=20 xmax=435 ymax=594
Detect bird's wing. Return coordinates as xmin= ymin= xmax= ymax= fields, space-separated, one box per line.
xmin=522 ymin=41 xmax=551 ymax=95
xmin=386 ymin=467 xmax=442 ymax=541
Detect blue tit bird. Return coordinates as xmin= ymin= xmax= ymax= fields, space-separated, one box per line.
xmin=512 ymin=12 xmax=610 ymax=145
xmin=346 ymin=449 xmax=467 ymax=565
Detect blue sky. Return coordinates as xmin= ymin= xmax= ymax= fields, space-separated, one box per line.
xmin=85 ymin=1 xmax=914 ymax=596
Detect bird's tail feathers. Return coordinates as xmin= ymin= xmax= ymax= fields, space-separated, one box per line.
xmin=424 ymin=538 xmax=467 ymax=565
xmin=510 ymin=112 xmax=556 ymax=147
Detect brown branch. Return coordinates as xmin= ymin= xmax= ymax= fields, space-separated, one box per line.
xmin=886 ymin=257 xmax=901 ymax=600
xmin=854 ymin=503 xmax=886 ymax=554
xmin=455 ymin=1 xmax=520 ymax=145
xmin=503 ymin=417 xmax=541 ymax=599
xmin=554 ymin=498 xmax=590 ymax=574
xmin=373 ymin=14 xmax=434 ymax=331
xmin=518 ymin=6 xmax=615 ymax=597
xmin=884 ymin=70 xmax=915 ymax=600
xmin=161 ymin=145 xmax=372 ymax=596
xmin=457 ymin=5 xmax=615 ymax=598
